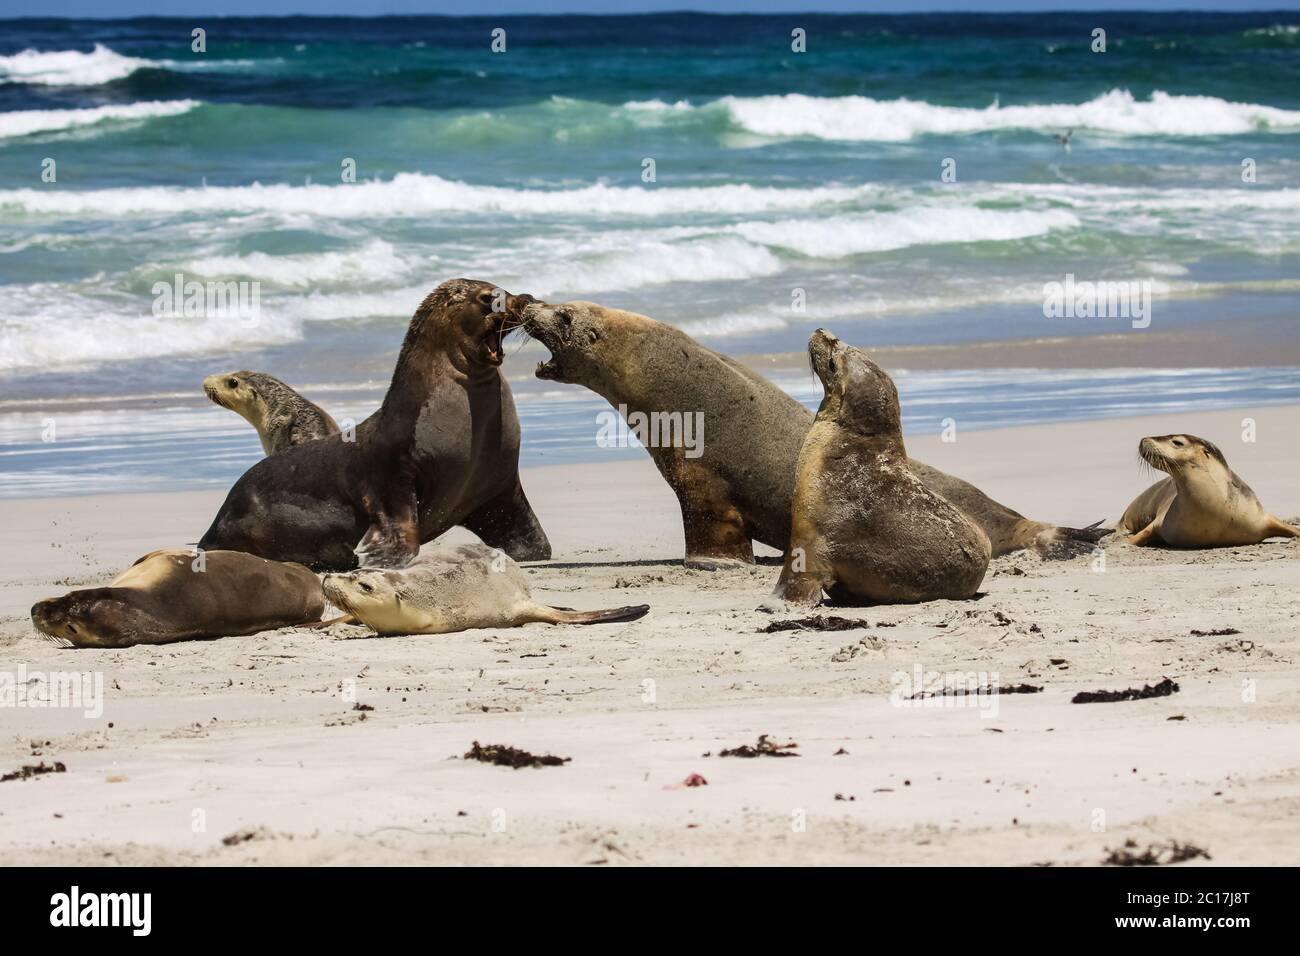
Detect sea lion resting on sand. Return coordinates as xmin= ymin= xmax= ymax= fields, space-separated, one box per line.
xmin=199 ymin=279 xmax=551 ymax=571
xmin=30 ymin=549 xmax=324 ymax=648
xmin=523 ymin=299 xmax=1102 ymax=567
xmin=203 ymin=370 xmax=339 ymax=455
xmin=1119 ymin=434 xmax=1298 ymax=547
xmin=322 ymin=543 xmax=649 ymax=635
xmin=774 ymin=331 xmax=990 ymax=605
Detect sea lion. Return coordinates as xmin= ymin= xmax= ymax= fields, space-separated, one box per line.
xmin=198 ymin=279 xmax=551 ymax=571
xmin=203 ymin=370 xmax=340 ymax=455
xmin=30 ymin=549 xmax=324 ymax=648
xmin=773 ymin=331 xmax=990 ymax=605
xmin=522 ymin=299 xmax=1102 ymax=567
xmin=1119 ymin=434 xmax=1299 ymax=547
xmin=321 ymin=543 xmax=649 ymax=635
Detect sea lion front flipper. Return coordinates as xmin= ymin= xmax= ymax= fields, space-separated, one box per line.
xmin=1265 ymin=517 xmax=1300 ymax=539
xmin=1128 ymin=521 xmax=1159 ymax=547
xmin=354 ymin=487 xmax=419 ymax=569
xmin=461 ymin=479 xmax=552 ymax=562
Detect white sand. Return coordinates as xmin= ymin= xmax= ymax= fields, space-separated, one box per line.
xmin=1 ymin=405 xmax=1298 ymax=865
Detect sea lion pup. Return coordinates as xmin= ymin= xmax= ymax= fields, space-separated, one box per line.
xmin=523 ymin=299 xmax=1102 ymax=567
xmin=321 ymin=543 xmax=649 ymax=636
xmin=198 ymin=279 xmax=551 ymax=571
xmin=30 ymin=549 xmax=324 ymax=648
xmin=772 ymin=331 xmax=990 ymax=605
xmin=203 ymin=370 xmax=340 ymax=455
xmin=1119 ymin=434 xmax=1299 ymax=548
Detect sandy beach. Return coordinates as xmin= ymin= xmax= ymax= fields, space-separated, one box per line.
xmin=2 ymin=404 xmax=1297 ymax=866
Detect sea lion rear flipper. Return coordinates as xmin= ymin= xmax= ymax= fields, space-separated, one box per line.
xmin=539 ymin=604 xmax=650 ymax=625
xmin=1034 ymin=519 xmax=1110 ymax=560
xmin=355 ymin=488 xmax=420 ymax=569
xmin=462 ymin=479 xmax=552 ymax=562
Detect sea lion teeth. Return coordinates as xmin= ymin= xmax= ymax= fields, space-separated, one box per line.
xmin=1120 ymin=433 xmax=1299 ymax=547
xmin=322 ymin=543 xmax=648 ymax=636
xmin=198 ymin=278 xmax=551 ymax=572
xmin=772 ymin=330 xmax=991 ymax=606
xmin=31 ymin=549 xmax=325 ymax=648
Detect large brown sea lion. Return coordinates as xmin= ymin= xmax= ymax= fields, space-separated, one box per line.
xmin=203 ymin=370 xmax=339 ymax=455
xmin=30 ymin=549 xmax=324 ymax=648
xmin=1119 ymin=434 xmax=1298 ymax=547
xmin=322 ymin=543 xmax=649 ymax=636
xmin=522 ymin=299 xmax=1102 ymax=567
xmin=198 ymin=279 xmax=551 ymax=571
xmin=773 ymin=331 xmax=990 ymax=605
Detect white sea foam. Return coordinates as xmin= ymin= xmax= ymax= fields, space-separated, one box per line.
xmin=0 ymin=285 xmax=300 ymax=373
xmin=0 ymin=173 xmax=878 ymax=220
xmin=639 ymin=89 xmax=1300 ymax=141
xmin=178 ymin=239 xmax=410 ymax=288
xmin=0 ymin=100 xmax=199 ymax=139
xmin=731 ymin=207 xmax=1079 ymax=258
xmin=0 ymin=44 xmax=151 ymax=86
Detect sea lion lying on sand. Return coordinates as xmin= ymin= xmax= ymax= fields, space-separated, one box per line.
xmin=199 ymin=279 xmax=551 ymax=571
xmin=773 ymin=331 xmax=990 ymax=605
xmin=321 ymin=543 xmax=649 ymax=635
xmin=522 ymin=299 xmax=1102 ymax=567
xmin=203 ymin=370 xmax=339 ymax=455
xmin=1120 ymin=434 xmax=1299 ymax=547
xmin=31 ymin=549 xmax=324 ymax=648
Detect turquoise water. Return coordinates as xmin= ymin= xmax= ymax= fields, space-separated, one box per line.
xmin=1 ymin=13 xmax=1299 ymax=496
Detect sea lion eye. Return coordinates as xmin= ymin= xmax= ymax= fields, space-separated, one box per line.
xmin=476 ymin=290 xmax=495 ymax=307
xmin=1172 ymin=439 xmax=1185 ymax=447
xmin=358 ymin=581 xmax=373 ymax=593
xmin=227 ymin=378 xmax=239 ymax=389
xmin=66 ymin=623 xmax=77 ymax=633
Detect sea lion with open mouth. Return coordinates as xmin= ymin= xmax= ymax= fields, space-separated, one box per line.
xmin=203 ymin=370 xmax=339 ymax=455
xmin=321 ymin=543 xmax=649 ymax=635
xmin=523 ymin=299 xmax=1102 ymax=567
xmin=773 ymin=331 xmax=990 ymax=605
xmin=199 ymin=279 xmax=551 ymax=570
xmin=31 ymin=549 xmax=325 ymax=648
xmin=1119 ymin=434 xmax=1299 ymax=547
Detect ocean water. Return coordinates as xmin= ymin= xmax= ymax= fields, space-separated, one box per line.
xmin=1 ymin=13 xmax=1299 ymax=497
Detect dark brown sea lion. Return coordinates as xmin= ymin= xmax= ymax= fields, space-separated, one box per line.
xmin=198 ymin=279 xmax=551 ymax=571
xmin=30 ymin=549 xmax=324 ymax=648
xmin=773 ymin=331 xmax=990 ymax=604
xmin=203 ymin=370 xmax=339 ymax=455
xmin=523 ymin=299 xmax=1102 ymax=567
xmin=1119 ymin=434 xmax=1299 ymax=547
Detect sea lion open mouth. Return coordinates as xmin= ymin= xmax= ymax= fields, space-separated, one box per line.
xmin=483 ymin=312 xmax=523 ymax=367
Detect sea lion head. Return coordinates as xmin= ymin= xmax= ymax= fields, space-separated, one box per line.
xmin=30 ymin=589 xmax=147 ymax=649
xmin=203 ymin=370 xmax=267 ymax=422
xmin=807 ymin=329 xmax=902 ymax=440
xmin=522 ymin=299 xmax=624 ymax=385
xmin=412 ymin=278 xmax=536 ymax=369
xmin=1138 ymin=434 xmax=1227 ymax=476
xmin=322 ymin=568 xmax=421 ymax=634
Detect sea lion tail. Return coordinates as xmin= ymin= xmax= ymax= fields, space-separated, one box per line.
xmin=538 ymin=604 xmax=650 ymax=625
xmin=1035 ymin=520 xmax=1109 ymax=560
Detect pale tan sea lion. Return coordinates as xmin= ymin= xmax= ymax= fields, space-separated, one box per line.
xmin=321 ymin=543 xmax=648 ymax=636
xmin=203 ymin=370 xmax=340 ymax=455
xmin=773 ymin=331 xmax=991 ymax=605
xmin=30 ymin=549 xmax=325 ymax=648
xmin=522 ymin=299 xmax=1102 ymax=567
xmin=1119 ymin=434 xmax=1298 ymax=547
xmin=199 ymin=280 xmax=551 ymax=570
